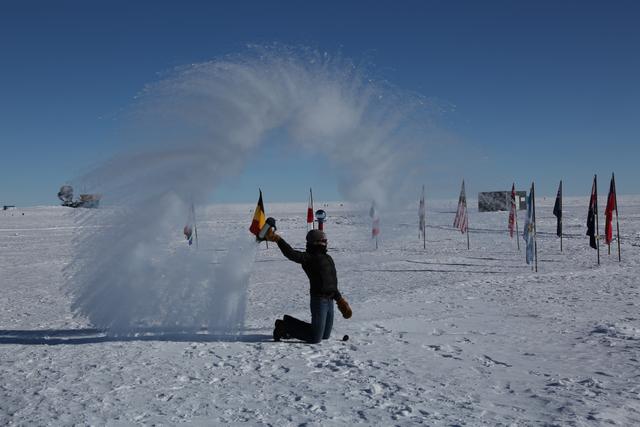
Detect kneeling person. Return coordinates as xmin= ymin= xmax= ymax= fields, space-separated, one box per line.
xmin=266 ymin=229 xmax=352 ymax=343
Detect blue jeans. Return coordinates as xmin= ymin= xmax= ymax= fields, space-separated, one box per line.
xmin=282 ymin=296 xmax=334 ymax=344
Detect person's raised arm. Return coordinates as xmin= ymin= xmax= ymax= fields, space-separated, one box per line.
xmin=266 ymin=231 xmax=306 ymax=264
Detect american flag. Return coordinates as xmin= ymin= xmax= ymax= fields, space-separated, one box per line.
xmin=453 ymin=180 xmax=468 ymax=233
xmin=508 ymin=183 xmax=517 ymax=238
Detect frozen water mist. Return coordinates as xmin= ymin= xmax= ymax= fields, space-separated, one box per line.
xmin=66 ymin=45 xmax=438 ymax=332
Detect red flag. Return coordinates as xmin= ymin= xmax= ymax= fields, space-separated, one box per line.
xmin=605 ymin=174 xmax=616 ymax=245
xmin=307 ymin=188 xmax=314 ymax=225
xmin=453 ymin=180 xmax=468 ymax=234
xmin=508 ymin=183 xmax=516 ymax=238
xmin=372 ymin=218 xmax=380 ymax=237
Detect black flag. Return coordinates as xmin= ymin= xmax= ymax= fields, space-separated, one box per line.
xmin=586 ymin=176 xmax=598 ymax=250
xmin=552 ymin=180 xmax=562 ymax=237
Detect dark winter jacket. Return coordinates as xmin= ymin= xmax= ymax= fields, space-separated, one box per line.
xmin=276 ymin=238 xmax=342 ymax=301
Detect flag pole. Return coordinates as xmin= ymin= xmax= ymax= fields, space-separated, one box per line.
xmin=532 ymin=182 xmax=538 ymax=272
xmin=423 ymin=223 xmax=426 ymax=249
xmin=466 ymin=213 xmax=470 ymax=250
xmin=613 ymin=173 xmax=621 ymax=262
xmin=263 ymin=188 xmax=268 ymax=249
xmin=514 ymin=186 xmax=520 ymax=251
xmin=192 ymin=202 xmax=199 ymax=249
xmin=466 ymin=183 xmax=470 ymax=250
xmin=595 ymin=175 xmax=600 ymax=265
xmin=423 ymin=185 xmax=426 ymax=249
xmin=515 ymin=213 xmax=520 ymax=250
xmin=465 ymin=187 xmax=469 ymax=251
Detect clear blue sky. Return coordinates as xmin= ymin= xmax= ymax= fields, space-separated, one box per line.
xmin=2 ymin=0 xmax=639 ymax=206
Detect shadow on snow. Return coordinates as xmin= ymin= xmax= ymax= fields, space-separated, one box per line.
xmin=0 ymin=327 xmax=272 ymax=345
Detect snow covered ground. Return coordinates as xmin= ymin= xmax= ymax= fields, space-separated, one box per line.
xmin=1 ymin=196 xmax=639 ymax=425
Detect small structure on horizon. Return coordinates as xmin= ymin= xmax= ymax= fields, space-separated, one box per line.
xmin=3 ymin=205 xmax=16 ymax=211
xmin=57 ymin=185 xmax=101 ymax=208
xmin=478 ymin=191 xmax=526 ymax=212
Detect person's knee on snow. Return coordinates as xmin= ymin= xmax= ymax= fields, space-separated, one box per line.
xmin=322 ymin=304 xmax=334 ymax=340
xmin=310 ymin=296 xmax=329 ymax=343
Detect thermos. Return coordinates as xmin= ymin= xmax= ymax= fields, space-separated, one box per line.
xmin=258 ymin=217 xmax=277 ymax=240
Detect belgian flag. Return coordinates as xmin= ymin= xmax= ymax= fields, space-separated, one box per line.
xmin=249 ymin=189 xmax=266 ymax=237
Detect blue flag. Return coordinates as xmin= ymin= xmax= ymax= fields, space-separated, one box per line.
xmin=522 ymin=185 xmax=535 ymax=264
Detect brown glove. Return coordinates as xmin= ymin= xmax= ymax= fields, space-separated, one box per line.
xmin=336 ymin=297 xmax=352 ymax=319
xmin=265 ymin=229 xmax=281 ymax=242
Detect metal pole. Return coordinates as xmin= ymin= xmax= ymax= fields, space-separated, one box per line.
xmin=532 ymin=182 xmax=538 ymax=273
xmin=423 ymin=185 xmax=426 ymax=249
xmin=613 ymin=173 xmax=621 ymax=262
xmin=514 ymin=190 xmax=520 ymax=251
xmin=466 ymin=187 xmax=470 ymax=250
xmin=595 ymin=174 xmax=600 ymax=265
xmin=191 ymin=201 xmax=199 ymax=250
xmin=466 ymin=227 xmax=470 ymax=250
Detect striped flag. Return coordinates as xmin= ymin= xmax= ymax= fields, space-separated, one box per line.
xmin=249 ymin=189 xmax=266 ymax=237
xmin=453 ymin=180 xmax=468 ymax=233
xmin=508 ymin=183 xmax=517 ymax=238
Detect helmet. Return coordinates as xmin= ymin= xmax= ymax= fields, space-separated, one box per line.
xmin=306 ymin=229 xmax=327 ymax=246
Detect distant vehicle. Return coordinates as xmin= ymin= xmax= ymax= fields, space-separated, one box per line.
xmin=78 ymin=194 xmax=101 ymax=208
xmin=478 ymin=191 xmax=526 ymax=212
xmin=57 ymin=185 xmax=101 ymax=208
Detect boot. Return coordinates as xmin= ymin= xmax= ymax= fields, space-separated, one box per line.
xmin=273 ymin=319 xmax=287 ymax=342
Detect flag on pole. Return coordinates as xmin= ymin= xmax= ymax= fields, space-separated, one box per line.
xmin=249 ymin=189 xmax=266 ymax=237
xmin=553 ymin=180 xmax=562 ymax=237
xmin=586 ymin=176 xmax=598 ymax=250
xmin=184 ymin=202 xmax=198 ymax=247
xmin=307 ymin=188 xmax=314 ymax=230
xmin=418 ymin=185 xmax=426 ymax=240
xmin=508 ymin=183 xmax=517 ymax=238
xmin=453 ymin=180 xmax=468 ymax=233
xmin=522 ymin=183 xmax=535 ymax=265
xmin=605 ymin=174 xmax=616 ymax=245
xmin=370 ymin=202 xmax=380 ymax=239
xmin=183 ymin=224 xmax=194 ymax=245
